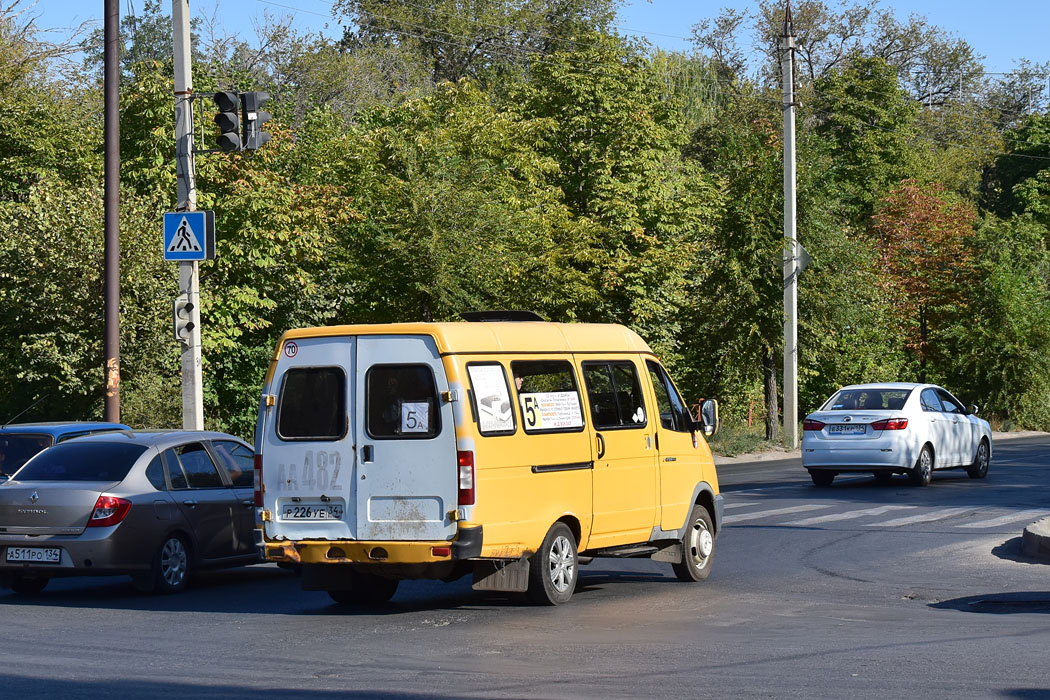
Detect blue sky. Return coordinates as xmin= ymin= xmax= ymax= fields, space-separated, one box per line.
xmin=37 ymin=0 xmax=1050 ymax=72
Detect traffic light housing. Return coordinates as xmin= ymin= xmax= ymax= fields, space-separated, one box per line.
xmin=212 ymin=91 xmax=241 ymax=153
xmin=173 ymin=294 xmax=195 ymax=344
xmin=240 ymin=91 xmax=272 ymax=151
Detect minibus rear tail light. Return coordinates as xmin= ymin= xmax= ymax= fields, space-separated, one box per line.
xmin=253 ymin=454 xmax=263 ymax=507
xmin=871 ymin=418 xmax=909 ymax=431
xmin=457 ymin=451 xmax=475 ymax=506
xmin=87 ymin=496 xmax=131 ymax=527
xmin=803 ymin=419 xmax=825 ymax=431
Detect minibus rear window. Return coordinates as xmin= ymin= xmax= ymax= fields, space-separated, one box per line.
xmin=511 ymin=360 xmax=585 ymax=434
xmin=366 ymin=365 xmax=440 ymax=439
xmin=277 ymin=367 xmax=347 ymax=440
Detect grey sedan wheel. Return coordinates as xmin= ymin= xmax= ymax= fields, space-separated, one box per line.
xmin=967 ymin=439 xmax=990 ymax=479
xmin=910 ymin=445 xmax=933 ymax=486
xmin=152 ymin=535 xmax=190 ymax=594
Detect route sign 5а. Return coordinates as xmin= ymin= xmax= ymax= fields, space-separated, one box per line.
xmin=163 ymin=211 xmax=216 ymax=261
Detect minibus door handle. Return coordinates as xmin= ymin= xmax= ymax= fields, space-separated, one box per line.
xmin=362 ymin=445 xmax=374 ymax=463
xmin=596 ymin=433 xmax=606 ymax=459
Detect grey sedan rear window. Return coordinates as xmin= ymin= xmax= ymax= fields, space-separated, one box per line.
xmin=13 ymin=443 xmax=147 ymax=482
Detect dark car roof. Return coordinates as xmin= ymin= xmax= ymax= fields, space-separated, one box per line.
xmin=0 ymin=421 xmax=131 ymax=437
xmin=68 ymin=430 xmax=250 ymax=450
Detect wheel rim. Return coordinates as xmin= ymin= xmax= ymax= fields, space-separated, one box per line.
xmin=548 ymin=534 xmax=575 ymax=593
xmin=688 ymin=518 xmax=713 ymax=566
xmin=978 ymin=443 xmax=988 ymax=473
xmin=160 ymin=538 xmax=187 ymax=587
xmin=920 ymin=449 xmax=932 ymax=479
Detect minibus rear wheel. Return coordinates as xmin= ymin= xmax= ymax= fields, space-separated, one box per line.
xmin=527 ymin=522 xmax=578 ymax=605
xmin=672 ymin=504 xmax=715 ymax=582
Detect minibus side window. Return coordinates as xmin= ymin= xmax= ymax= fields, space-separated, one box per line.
xmin=510 ymin=360 xmax=585 ymax=434
xmin=646 ymin=360 xmax=691 ymax=433
xmin=582 ymin=361 xmax=647 ymax=429
xmin=466 ymin=363 xmax=516 ymax=436
xmin=366 ymin=365 xmax=441 ymax=439
xmin=277 ymin=367 xmax=347 ymax=441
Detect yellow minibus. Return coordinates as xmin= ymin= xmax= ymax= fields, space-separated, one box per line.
xmin=253 ymin=313 xmax=722 ymax=605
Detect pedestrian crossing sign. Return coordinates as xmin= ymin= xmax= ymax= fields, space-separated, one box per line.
xmin=163 ymin=211 xmax=216 ymax=261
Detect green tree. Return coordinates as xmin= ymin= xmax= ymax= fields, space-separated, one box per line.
xmin=939 ymin=215 xmax=1050 ymax=430
xmin=812 ymin=56 xmax=919 ymax=223
xmin=516 ymin=33 xmax=722 ymax=366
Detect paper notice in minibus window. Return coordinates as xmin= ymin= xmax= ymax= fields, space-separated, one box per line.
xmin=468 ymin=364 xmax=514 ymax=433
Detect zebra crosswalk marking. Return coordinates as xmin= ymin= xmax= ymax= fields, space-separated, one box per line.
xmin=783 ymin=505 xmax=915 ymax=526
xmin=723 ymin=504 xmax=830 ymax=525
xmin=957 ymin=509 xmax=1047 ymax=529
xmin=723 ymin=502 xmax=759 ymax=510
xmin=874 ymin=507 xmax=971 ymax=527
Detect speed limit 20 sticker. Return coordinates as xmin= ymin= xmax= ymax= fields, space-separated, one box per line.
xmin=284 ymin=341 xmax=298 ymax=358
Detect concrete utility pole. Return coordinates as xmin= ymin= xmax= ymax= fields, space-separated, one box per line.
xmin=781 ymin=2 xmax=799 ymax=450
xmin=103 ymin=0 xmax=120 ymax=422
xmin=173 ymin=0 xmax=204 ymax=429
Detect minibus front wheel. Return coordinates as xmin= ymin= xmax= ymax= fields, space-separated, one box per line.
xmin=673 ymin=504 xmax=715 ymax=582
xmin=527 ymin=522 xmax=578 ymax=605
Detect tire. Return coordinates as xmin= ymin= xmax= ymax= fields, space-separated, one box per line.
xmin=527 ymin=522 xmax=578 ymax=605
xmin=910 ymin=445 xmax=933 ymax=486
xmin=873 ymin=470 xmax=893 ymax=482
xmin=9 ymin=575 xmax=48 ymax=594
xmin=328 ymin=572 xmax=399 ymax=605
xmin=809 ymin=470 xmax=835 ymax=487
xmin=150 ymin=534 xmax=191 ymax=594
xmin=967 ymin=439 xmax=990 ymax=479
xmin=672 ymin=504 xmax=715 ymax=582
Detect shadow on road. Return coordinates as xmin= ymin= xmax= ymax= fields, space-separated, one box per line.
xmin=930 ymin=591 xmax=1050 ymax=614
xmin=992 ymin=537 xmax=1050 ymax=566
xmin=0 ymin=674 xmax=463 ymax=700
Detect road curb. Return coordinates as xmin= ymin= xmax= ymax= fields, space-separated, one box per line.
xmin=712 ymin=429 xmax=1049 ymax=467
xmin=1021 ymin=517 xmax=1050 ymax=562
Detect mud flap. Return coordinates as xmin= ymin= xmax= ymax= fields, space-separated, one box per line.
xmin=472 ymin=557 xmax=530 ymax=592
xmin=650 ymin=542 xmax=683 ymax=564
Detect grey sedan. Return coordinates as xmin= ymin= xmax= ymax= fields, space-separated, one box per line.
xmin=0 ymin=431 xmax=259 ymax=594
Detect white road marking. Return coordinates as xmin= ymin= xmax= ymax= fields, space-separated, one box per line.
xmin=957 ymin=509 xmax=1047 ymax=529
xmin=783 ymin=505 xmax=915 ymax=526
xmin=723 ymin=502 xmax=760 ymax=509
xmin=723 ymin=504 xmax=831 ymax=524
xmin=874 ymin=508 xmax=972 ymax=527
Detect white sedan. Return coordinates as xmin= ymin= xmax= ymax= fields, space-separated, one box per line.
xmin=801 ymin=383 xmax=992 ymax=487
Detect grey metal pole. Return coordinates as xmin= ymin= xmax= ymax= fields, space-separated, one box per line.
xmin=104 ymin=0 xmax=120 ymax=422
xmin=781 ymin=3 xmax=799 ymax=450
xmin=173 ymin=0 xmax=203 ymax=429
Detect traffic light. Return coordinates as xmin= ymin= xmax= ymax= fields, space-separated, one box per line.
xmin=173 ymin=294 xmax=195 ymax=344
xmin=212 ymin=91 xmax=241 ymax=153
xmin=240 ymin=91 xmax=272 ymax=151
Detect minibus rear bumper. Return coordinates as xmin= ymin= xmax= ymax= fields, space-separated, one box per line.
xmin=263 ymin=526 xmax=483 ymax=565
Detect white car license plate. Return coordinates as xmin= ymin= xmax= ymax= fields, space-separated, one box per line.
xmin=829 ymin=424 xmax=866 ymax=435
xmin=282 ymin=503 xmax=344 ymax=521
xmin=5 ymin=547 xmax=61 ymax=564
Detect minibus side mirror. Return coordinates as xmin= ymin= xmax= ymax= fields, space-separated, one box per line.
xmin=699 ymin=399 xmax=719 ymax=437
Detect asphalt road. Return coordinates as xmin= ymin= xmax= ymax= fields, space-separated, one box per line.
xmin=2 ymin=435 xmax=1049 ymax=699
